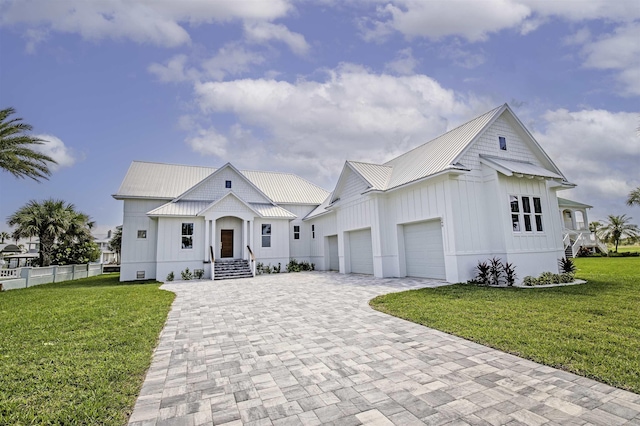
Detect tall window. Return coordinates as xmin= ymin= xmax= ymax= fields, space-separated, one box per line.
xmin=312 ymin=224 xmax=315 ymax=239
xmin=182 ymin=223 xmax=193 ymax=249
xmin=510 ymin=196 xmax=543 ymax=233
xmin=262 ymin=224 xmax=271 ymax=247
xmin=499 ymin=136 xmax=507 ymax=150
xmin=294 ymin=225 xmax=300 ymax=240
xmin=225 ymin=180 xmax=232 ymax=188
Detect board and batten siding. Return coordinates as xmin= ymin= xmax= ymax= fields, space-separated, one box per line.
xmin=335 ymin=168 xmax=369 ymax=202
xmin=155 ymin=216 xmax=206 ymax=281
xmin=285 ymin=204 xmax=316 ymax=261
xmin=253 ymin=218 xmax=290 ymax=269
xmin=307 ymin=211 xmax=337 ymax=271
xmin=120 ymin=199 xmax=165 ymax=280
xmin=182 ymin=167 xmax=271 ymax=204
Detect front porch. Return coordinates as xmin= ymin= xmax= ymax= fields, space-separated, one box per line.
xmin=558 ymin=198 xmax=608 ymax=257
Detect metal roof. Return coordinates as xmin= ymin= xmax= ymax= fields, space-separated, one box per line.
xmin=348 ymin=161 xmax=392 ymax=191
xmin=251 ymin=204 xmax=297 ymax=219
xmin=147 ymin=201 xmax=211 ymax=216
xmin=114 ymin=161 xmax=329 ymax=205
xmin=304 ymin=194 xmax=332 ymax=220
xmin=480 ymin=156 xmax=564 ymax=180
xmin=558 ymin=198 xmax=592 ymax=209
xmin=383 ymin=104 xmax=505 ymax=189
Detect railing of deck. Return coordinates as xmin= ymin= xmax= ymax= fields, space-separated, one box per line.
xmin=247 ymin=245 xmax=256 ymax=277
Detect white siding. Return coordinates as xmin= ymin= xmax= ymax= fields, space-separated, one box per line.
xmin=307 ymin=212 xmax=337 ymax=270
xmin=335 ymin=168 xmax=369 ymax=202
xmin=403 ymin=220 xmax=446 ymax=279
xmin=327 ymin=235 xmax=339 ymax=271
xmin=155 ymin=217 xmax=205 ymax=281
xmin=182 ymin=167 xmax=271 ymax=204
xmin=349 ymin=228 xmax=373 ymax=275
xmin=216 ymin=217 xmax=243 ymax=259
xmin=286 ymin=204 xmax=316 ymax=261
xmin=253 ymin=218 xmax=290 ymax=269
xmin=120 ymin=199 xmax=165 ymax=281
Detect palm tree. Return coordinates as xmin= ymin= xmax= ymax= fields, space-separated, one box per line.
xmin=0 ymin=107 xmax=56 ymax=181
xmin=7 ymin=199 xmax=94 ymax=266
xmin=599 ymin=214 xmax=640 ymax=253
xmin=628 ymin=187 xmax=640 ymax=207
xmin=0 ymin=231 xmax=9 ymax=243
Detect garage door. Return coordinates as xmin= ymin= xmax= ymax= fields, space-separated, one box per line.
xmin=404 ymin=220 xmax=446 ymax=279
xmin=349 ymin=228 xmax=373 ymax=275
xmin=328 ymin=235 xmax=339 ymax=271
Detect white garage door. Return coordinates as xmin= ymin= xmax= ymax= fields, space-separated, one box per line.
xmin=404 ymin=220 xmax=446 ymax=279
xmin=328 ymin=235 xmax=339 ymax=271
xmin=349 ymin=228 xmax=373 ymax=275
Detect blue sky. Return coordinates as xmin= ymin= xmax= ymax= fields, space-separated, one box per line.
xmin=1 ymin=0 xmax=639 ymax=234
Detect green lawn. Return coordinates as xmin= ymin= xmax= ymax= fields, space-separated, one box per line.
xmin=0 ymin=274 xmax=175 ymax=425
xmin=370 ymin=256 xmax=640 ymax=394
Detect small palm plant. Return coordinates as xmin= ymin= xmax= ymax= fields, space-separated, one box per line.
xmin=558 ymin=257 xmax=576 ymax=274
xmin=489 ymin=257 xmax=504 ymax=286
xmin=503 ymin=262 xmax=517 ymax=286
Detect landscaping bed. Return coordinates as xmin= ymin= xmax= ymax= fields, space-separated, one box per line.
xmin=370 ymin=256 xmax=640 ymax=394
xmin=0 ymin=273 xmax=175 ymax=425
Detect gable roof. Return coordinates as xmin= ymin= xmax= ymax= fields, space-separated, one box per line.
xmin=558 ymin=198 xmax=592 ymax=209
xmin=147 ymin=194 xmax=297 ymax=219
xmin=479 ymin=156 xmax=564 ymax=180
xmin=347 ymin=161 xmax=392 ymax=191
xmin=114 ymin=161 xmax=329 ymax=205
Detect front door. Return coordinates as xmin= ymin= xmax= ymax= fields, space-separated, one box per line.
xmin=221 ymin=230 xmax=234 ymax=258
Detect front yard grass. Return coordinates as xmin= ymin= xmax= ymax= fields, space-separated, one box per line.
xmin=0 ymin=274 xmax=175 ymax=425
xmin=370 ymin=257 xmax=640 ymax=394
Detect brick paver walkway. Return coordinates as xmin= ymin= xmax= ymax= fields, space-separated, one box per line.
xmin=129 ymin=272 xmax=640 ymax=425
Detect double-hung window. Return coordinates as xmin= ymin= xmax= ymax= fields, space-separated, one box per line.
xmin=182 ymin=223 xmax=193 ymax=249
xmin=293 ymin=225 xmax=300 ymax=240
xmin=510 ymin=196 xmax=543 ymax=233
xmin=262 ymin=224 xmax=271 ymax=247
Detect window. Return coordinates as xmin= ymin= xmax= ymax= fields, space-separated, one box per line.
xmin=262 ymin=224 xmax=271 ymax=247
xmin=294 ymin=225 xmax=300 ymax=240
xmin=509 ymin=196 xmax=544 ymax=233
xmin=225 ymin=180 xmax=232 ymax=188
xmin=533 ymin=197 xmax=543 ymax=231
xmin=137 ymin=230 xmax=147 ymax=239
xmin=312 ymin=224 xmax=315 ymax=239
xmin=136 ymin=271 xmax=145 ymax=279
xmin=181 ymin=223 xmax=193 ymax=249
xmin=499 ymin=136 xmax=507 ymax=150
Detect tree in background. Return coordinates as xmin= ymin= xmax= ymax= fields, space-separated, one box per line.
xmin=628 ymin=187 xmax=640 ymax=207
xmin=0 ymin=107 xmax=57 ymax=182
xmin=52 ymin=240 xmax=100 ymax=265
xmin=599 ymin=214 xmax=640 ymax=253
xmin=0 ymin=231 xmax=9 ymax=243
xmin=108 ymin=226 xmax=122 ymax=264
xmin=8 ymin=199 xmax=95 ymax=266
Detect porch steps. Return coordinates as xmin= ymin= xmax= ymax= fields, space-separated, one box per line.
xmin=565 ymin=244 xmax=574 ymax=259
xmin=214 ymin=259 xmax=253 ymax=280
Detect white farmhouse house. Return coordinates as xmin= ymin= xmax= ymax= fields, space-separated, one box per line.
xmin=114 ymin=104 xmax=579 ymax=283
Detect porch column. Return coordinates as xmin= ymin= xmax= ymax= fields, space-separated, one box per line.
xmin=204 ymin=219 xmax=210 ymax=262
xmin=249 ymin=220 xmax=254 ymax=252
xmin=211 ymin=220 xmax=217 ymax=262
xmin=242 ymin=220 xmax=248 ymax=260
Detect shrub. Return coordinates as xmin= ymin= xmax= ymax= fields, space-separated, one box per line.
xmin=560 ymin=272 xmax=575 ymax=283
xmin=166 ymin=271 xmax=174 ymax=282
xmin=474 ymin=261 xmax=490 ymax=285
xmin=256 ymin=262 xmax=264 ymax=275
xmin=181 ymin=268 xmax=192 ymax=280
xmin=558 ymin=257 xmax=577 ymax=274
xmin=503 ymin=262 xmax=517 ymax=287
xmin=274 ymin=263 xmax=281 ymax=273
xmin=489 ymin=257 xmax=504 ymax=286
xmin=523 ymin=276 xmax=536 ymax=286
xmin=194 ymin=269 xmax=204 ymax=279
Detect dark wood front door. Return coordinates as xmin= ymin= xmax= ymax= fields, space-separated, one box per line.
xmin=221 ymin=230 xmax=234 ymax=258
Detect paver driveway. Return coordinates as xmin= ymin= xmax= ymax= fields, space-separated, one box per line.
xmin=129 ymin=272 xmax=640 ymax=426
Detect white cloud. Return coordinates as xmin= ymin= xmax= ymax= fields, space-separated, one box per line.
xmin=443 ymin=46 xmax=486 ymax=69
xmin=581 ymin=23 xmax=640 ymax=95
xmin=1 ymin=0 xmax=294 ymax=48
xmin=33 ymin=134 xmax=76 ymax=170
xmin=384 ymin=48 xmax=418 ymax=75
xmin=190 ymin=65 xmax=494 ymax=186
xmin=533 ymin=108 xmax=640 ymax=218
xmin=243 ymin=21 xmax=310 ymax=56
xmin=148 ymin=54 xmax=195 ymax=83
xmin=362 ymin=0 xmax=531 ymax=42
xmin=184 ymin=126 xmax=229 ymax=158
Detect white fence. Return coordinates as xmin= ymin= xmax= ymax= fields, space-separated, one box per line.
xmin=0 ymin=264 xmax=103 ymax=291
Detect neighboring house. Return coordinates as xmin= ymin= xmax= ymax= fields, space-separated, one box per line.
xmin=114 ymin=103 xmax=580 ymax=283
xmin=92 ymin=229 xmax=119 ymax=264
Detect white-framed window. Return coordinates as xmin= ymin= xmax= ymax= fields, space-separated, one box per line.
xmin=312 ymin=224 xmax=315 ymax=239
xmin=225 ymin=180 xmax=232 ymax=188
xmin=182 ymin=223 xmax=193 ymax=249
xmin=510 ymin=195 xmax=543 ymax=233
xmin=499 ymin=136 xmax=507 ymax=151
xmin=262 ymin=224 xmax=271 ymax=247
xmin=293 ymin=225 xmax=300 ymax=240
xmin=137 ymin=230 xmax=147 ymax=239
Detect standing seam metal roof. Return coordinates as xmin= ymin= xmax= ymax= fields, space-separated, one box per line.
xmin=114 ymin=161 xmax=329 ymax=205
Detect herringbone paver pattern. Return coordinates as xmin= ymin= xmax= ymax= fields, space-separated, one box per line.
xmin=129 ymin=272 xmax=640 ymax=425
